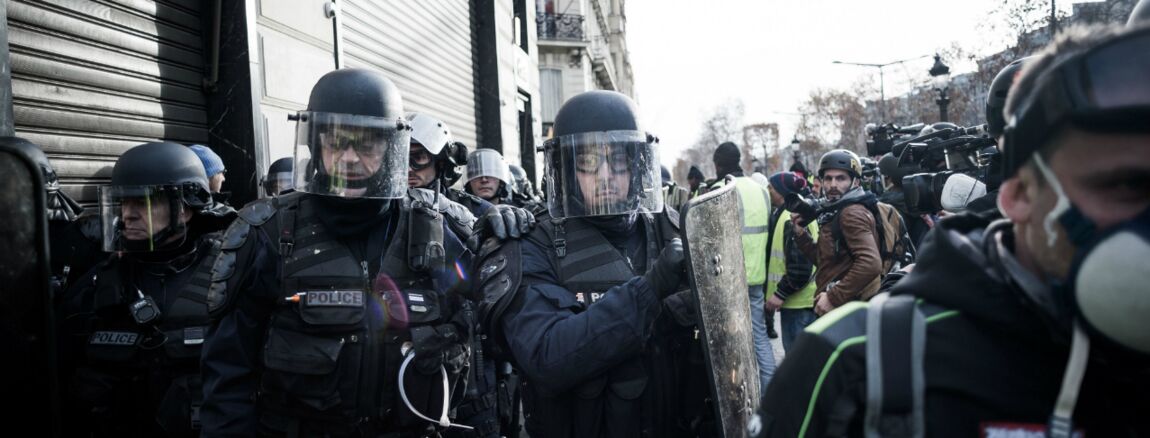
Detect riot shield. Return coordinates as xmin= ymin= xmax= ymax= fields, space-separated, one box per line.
xmin=681 ymin=181 xmax=759 ymax=437
xmin=0 ymin=137 xmax=59 ymax=436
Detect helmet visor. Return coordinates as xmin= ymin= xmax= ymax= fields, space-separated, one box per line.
xmin=99 ymin=185 xmax=188 ymax=252
xmin=262 ymin=172 xmax=294 ymax=197
xmin=467 ymin=150 xmax=511 ymax=184
xmin=544 ymin=130 xmax=663 ymax=218
xmin=294 ymin=111 xmax=410 ymax=199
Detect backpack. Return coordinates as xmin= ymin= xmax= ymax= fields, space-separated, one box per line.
xmin=832 ymin=198 xmax=916 ymax=275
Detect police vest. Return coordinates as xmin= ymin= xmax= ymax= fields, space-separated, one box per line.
xmin=519 ymin=213 xmax=702 ymax=437
xmin=225 ymin=193 xmax=471 ymax=434
xmin=766 ymin=210 xmax=819 ymax=309
xmin=79 ymin=233 xmax=219 ymax=435
xmin=711 ymin=176 xmax=772 ymax=285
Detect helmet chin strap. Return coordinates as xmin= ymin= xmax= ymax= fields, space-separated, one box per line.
xmin=1048 ymin=323 xmax=1090 ymax=438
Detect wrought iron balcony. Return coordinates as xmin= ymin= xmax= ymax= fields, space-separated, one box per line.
xmin=536 ymin=12 xmax=585 ymax=41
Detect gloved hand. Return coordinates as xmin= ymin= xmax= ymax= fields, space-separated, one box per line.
xmin=411 ymin=325 xmax=470 ymax=375
xmin=643 ymin=238 xmax=686 ymax=297
xmin=466 ymin=204 xmax=536 ymax=253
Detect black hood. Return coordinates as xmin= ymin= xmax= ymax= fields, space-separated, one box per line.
xmin=890 ymin=210 xmax=1071 ymax=343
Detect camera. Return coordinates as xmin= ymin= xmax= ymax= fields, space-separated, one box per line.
xmin=891 ymin=123 xmax=998 ymax=214
xmin=859 ymin=156 xmax=884 ymax=196
xmin=783 ymin=192 xmax=827 ymax=226
xmin=865 ymin=122 xmax=925 ymax=156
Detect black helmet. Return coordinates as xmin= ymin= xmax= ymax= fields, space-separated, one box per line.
xmin=818 ymin=149 xmax=863 ymax=179
xmin=263 ymin=157 xmax=294 ymax=197
xmin=544 ymin=91 xmax=662 ymax=218
xmin=102 ymin=142 xmax=212 ymax=251
xmin=660 ymin=165 xmax=672 ymax=186
xmin=986 ymin=58 xmax=1028 ymax=137
xmin=294 ymin=69 xmax=410 ymax=199
xmin=4 ymin=136 xmax=84 ymax=221
xmin=307 ymin=68 xmax=404 ymax=117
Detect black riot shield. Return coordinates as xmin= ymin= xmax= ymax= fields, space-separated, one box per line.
xmin=0 ymin=137 xmax=59 ymax=436
xmin=680 ymin=181 xmax=759 ymax=437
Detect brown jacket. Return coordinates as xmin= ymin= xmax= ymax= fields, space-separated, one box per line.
xmin=794 ymin=203 xmax=882 ymax=306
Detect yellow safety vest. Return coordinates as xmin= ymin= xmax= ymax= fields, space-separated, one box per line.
xmin=712 ymin=177 xmax=771 ymax=286
xmin=766 ymin=210 xmax=819 ymax=309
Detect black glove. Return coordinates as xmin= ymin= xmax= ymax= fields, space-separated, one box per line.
xmin=466 ymin=204 xmax=536 ymax=252
xmin=643 ymin=238 xmax=685 ymax=297
xmin=411 ymin=325 xmax=469 ymax=375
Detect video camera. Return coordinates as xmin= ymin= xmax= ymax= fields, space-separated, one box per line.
xmin=865 ymin=122 xmax=926 ymax=156
xmin=891 ymin=123 xmax=999 ymax=215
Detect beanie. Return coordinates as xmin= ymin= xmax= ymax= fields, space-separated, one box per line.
xmin=768 ymin=171 xmax=808 ymax=198
xmin=188 ymin=144 xmax=225 ymax=178
xmin=713 ymin=142 xmax=741 ymax=169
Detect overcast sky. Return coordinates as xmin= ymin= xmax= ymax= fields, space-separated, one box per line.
xmin=626 ymin=0 xmax=1080 ymax=168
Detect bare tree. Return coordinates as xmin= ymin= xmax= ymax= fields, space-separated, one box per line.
xmin=672 ymin=99 xmax=745 ymax=182
xmin=742 ymin=123 xmax=779 ymax=174
xmin=793 ymin=86 xmax=868 ymax=163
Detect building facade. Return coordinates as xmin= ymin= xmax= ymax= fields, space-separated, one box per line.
xmin=535 ymin=0 xmax=634 ymax=139
xmin=2 ymin=0 xmax=542 ymax=207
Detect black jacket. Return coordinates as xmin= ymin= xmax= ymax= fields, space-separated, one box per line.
xmin=758 ymin=211 xmax=1150 ymax=437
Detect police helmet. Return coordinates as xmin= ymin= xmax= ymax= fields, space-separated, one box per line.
xmin=293 ymin=68 xmax=410 ymax=199
xmin=101 ymin=142 xmax=212 ymax=252
xmin=543 ymin=91 xmax=662 ymax=218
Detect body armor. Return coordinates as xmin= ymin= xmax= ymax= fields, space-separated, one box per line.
xmin=211 ymin=192 xmax=474 ymax=436
xmin=69 ymin=233 xmax=220 ymax=437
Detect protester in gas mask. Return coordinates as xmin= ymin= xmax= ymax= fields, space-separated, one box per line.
xmin=756 ymin=23 xmax=1150 ymax=437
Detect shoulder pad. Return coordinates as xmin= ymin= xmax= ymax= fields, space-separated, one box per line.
xmin=476 ymin=238 xmax=523 ymax=339
xmin=451 ymin=188 xmax=485 ymax=205
xmin=237 ymin=198 xmax=278 ymax=226
xmin=220 ymin=218 xmax=252 ymax=250
xmin=437 ymin=196 xmax=477 ymax=229
xmin=410 ymin=187 xmax=477 ymax=230
xmin=408 ymin=187 xmax=438 ymax=205
xmin=206 ymin=250 xmax=238 ymax=317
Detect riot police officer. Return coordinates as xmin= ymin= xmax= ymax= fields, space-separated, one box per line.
xmin=407 ymin=111 xmax=492 ymax=217
xmin=200 ymin=69 xmax=481 ymax=437
xmin=464 ymin=148 xmax=513 ymax=205
xmin=473 ymin=90 xmax=712 ymax=437
xmin=261 ymin=156 xmax=295 ymax=197
xmin=57 ymin=141 xmax=228 ymax=437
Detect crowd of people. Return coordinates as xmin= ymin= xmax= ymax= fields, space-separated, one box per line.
xmin=20 ymin=12 xmax=1150 ymax=438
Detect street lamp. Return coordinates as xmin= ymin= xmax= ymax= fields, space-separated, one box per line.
xmin=832 ymin=54 xmax=930 ymax=121
xmin=929 ymin=53 xmax=951 ymax=122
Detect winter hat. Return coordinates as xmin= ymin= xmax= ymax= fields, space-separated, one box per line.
xmin=713 ymin=142 xmax=741 ymax=169
xmin=188 ymin=144 xmax=225 ymax=178
xmin=688 ymin=165 xmax=705 ymax=180
xmin=768 ymin=171 xmax=808 ymax=198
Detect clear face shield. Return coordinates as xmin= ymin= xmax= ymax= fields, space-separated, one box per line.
xmin=293 ymin=111 xmax=411 ymax=199
xmin=99 ymin=185 xmax=191 ymax=252
xmin=466 ymin=150 xmax=511 ymax=185
xmin=544 ymin=130 xmax=663 ymax=218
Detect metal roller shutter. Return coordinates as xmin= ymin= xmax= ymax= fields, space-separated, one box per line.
xmin=7 ymin=0 xmax=208 ymax=206
xmin=341 ymin=0 xmax=477 ymax=148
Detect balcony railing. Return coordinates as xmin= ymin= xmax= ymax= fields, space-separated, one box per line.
xmin=536 ymin=12 xmax=585 ymax=41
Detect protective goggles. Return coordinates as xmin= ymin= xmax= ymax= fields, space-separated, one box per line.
xmin=1003 ymin=26 xmax=1150 ymax=176
xmin=409 ymin=147 xmax=435 ymax=170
